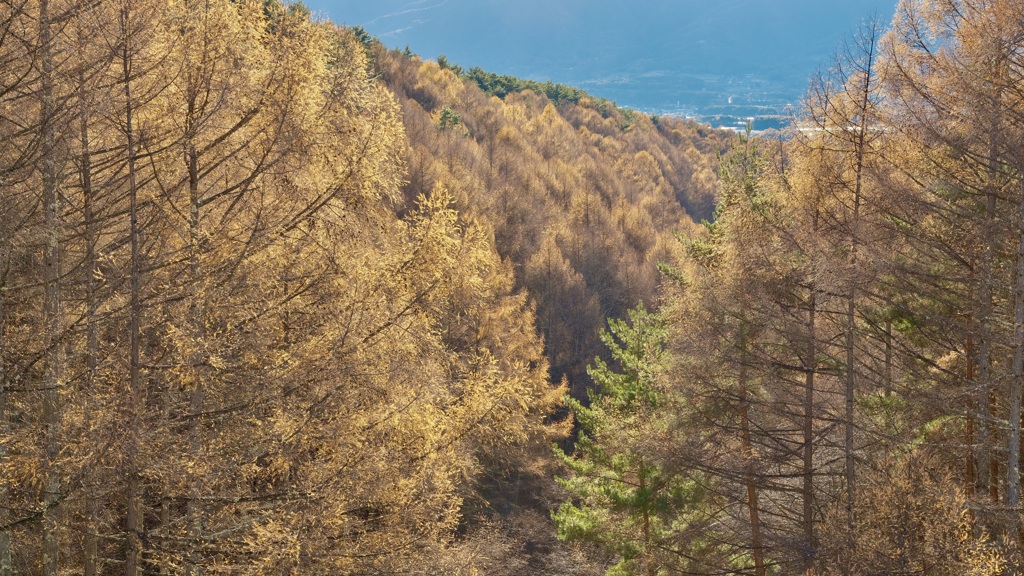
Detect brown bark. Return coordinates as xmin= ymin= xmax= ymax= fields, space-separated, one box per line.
xmin=740 ymin=336 xmax=766 ymax=576
xmin=0 ymin=248 xmax=10 ymax=576
xmin=842 ymin=23 xmax=878 ymax=575
xmin=978 ymin=250 xmax=995 ymax=498
xmin=121 ymin=2 xmax=143 ymax=572
xmin=185 ymin=132 xmax=204 ymax=576
xmin=40 ymin=0 xmax=62 ymax=571
xmin=79 ymin=55 xmax=100 ymax=576
xmin=639 ymin=459 xmax=655 ymax=576
xmin=975 ymin=117 xmax=999 ymax=500
xmin=1008 ymin=197 xmax=1024 ymax=508
xmin=966 ymin=336 xmax=976 ymax=497
xmin=802 ymin=291 xmax=817 ymax=576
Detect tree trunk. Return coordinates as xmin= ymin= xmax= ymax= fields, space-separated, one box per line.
xmin=122 ymin=3 xmax=143 ymax=572
xmin=841 ymin=25 xmax=876 ymax=573
xmin=739 ymin=336 xmax=766 ymax=576
xmin=80 ymin=59 xmax=101 ymax=576
xmin=185 ymin=137 xmax=204 ymax=576
xmin=991 ymin=388 xmax=1000 ymax=502
xmin=844 ymin=296 xmax=856 ymax=561
xmin=884 ymin=320 xmax=892 ymax=397
xmin=40 ymin=0 xmax=62 ymax=571
xmin=639 ymin=459 xmax=655 ymax=576
xmin=966 ymin=336 xmax=976 ymax=497
xmin=802 ymin=291 xmax=816 ymax=576
xmin=976 ymin=126 xmax=999 ymax=500
xmin=0 ymin=253 xmax=10 ymax=576
xmin=1007 ymin=196 xmax=1024 ymax=509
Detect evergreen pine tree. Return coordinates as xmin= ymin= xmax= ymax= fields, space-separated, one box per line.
xmin=554 ymin=305 xmax=713 ymax=576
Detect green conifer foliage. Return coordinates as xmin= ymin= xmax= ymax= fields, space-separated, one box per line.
xmin=553 ymin=305 xmax=713 ymax=576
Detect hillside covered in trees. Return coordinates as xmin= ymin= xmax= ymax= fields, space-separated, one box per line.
xmin=7 ymin=0 xmax=1024 ymax=575
xmin=373 ymin=43 xmax=728 ymax=393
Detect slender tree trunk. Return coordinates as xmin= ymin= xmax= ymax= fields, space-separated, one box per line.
xmin=0 ymin=260 xmax=10 ymax=576
xmin=844 ymin=293 xmax=856 ymax=546
xmin=639 ymin=459 xmax=655 ymax=576
xmin=121 ymin=4 xmax=143 ymax=572
xmin=884 ymin=320 xmax=892 ymax=397
xmin=842 ymin=28 xmax=875 ymax=573
xmin=991 ymin=388 xmax=1000 ymax=502
xmin=802 ymin=291 xmax=816 ymax=576
xmin=185 ymin=138 xmax=205 ymax=576
xmin=966 ymin=336 xmax=976 ymax=497
xmin=79 ymin=60 xmax=101 ymax=576
xmin=1009 ymin=186 xmax=1024 ymax=571
xmin=976 ymin=132 xmax=999 ymax=500
xmin=1008 ymin=195 xmax=1024 ymax=509
xmin=182 ymin=9 xmax=210 ymax=568
xmin=843 ymin=232 xmax=858 ymax=575
xmin=739 ymin=336 xmax=766 ymax=576
xmin=40 ymin=0 xmax=62 ymax=571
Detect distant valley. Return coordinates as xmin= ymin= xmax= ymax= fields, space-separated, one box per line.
xmin=305 ymin=0 xmax=896 ymax=128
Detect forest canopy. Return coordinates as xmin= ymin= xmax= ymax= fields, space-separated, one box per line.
xmin=7 ymin=0 xmax=1024 ymax=575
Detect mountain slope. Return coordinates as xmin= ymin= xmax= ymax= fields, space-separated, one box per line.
xmin=374 ymin=43 xmax=731 ymax=392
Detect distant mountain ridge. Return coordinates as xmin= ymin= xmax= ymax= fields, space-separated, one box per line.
xmin=306 ymin=0 xmax=896 ymax=125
